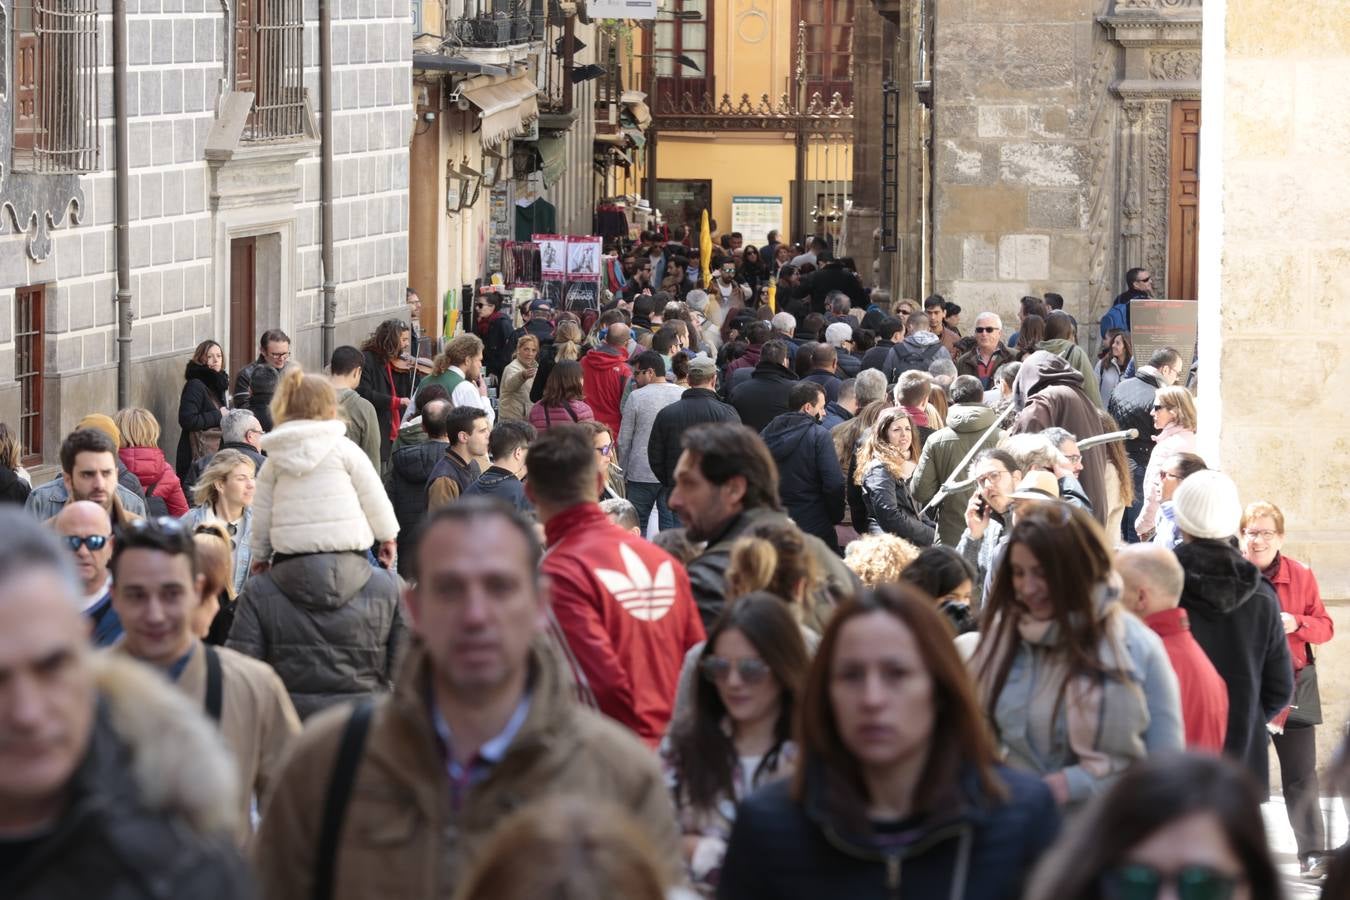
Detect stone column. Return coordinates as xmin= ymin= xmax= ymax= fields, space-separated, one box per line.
xmin=1198 ymin=0 xmax=1350 ymax=595
xmin=843 ymin=0 xmax=888 ymax=287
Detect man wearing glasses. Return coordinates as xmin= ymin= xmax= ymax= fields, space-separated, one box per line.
xmin=956 ymin=448 xmax=1025 ymax=609
xmin=1100 ymin=267 xmax=1153 ymax=341
xmin=53 ymin=500 xmax=120 ymax=647
xmin=955 ymin=312 xmax=1015 ymax=389
xmin=232 ymin=328 xmax=295 ymax=410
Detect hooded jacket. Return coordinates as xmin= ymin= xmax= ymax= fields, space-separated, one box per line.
xmin=463 ymin=465 xmax=532 ymax=515
xmin=387 ymin=439 xmax=446 ymax=542
xmin=542 ymin=503 xmax=704 ymax=744
xmin=580 ymin=343 xmax=633 ymax=434
xmin=726 ymin=341 xmax=763 ymax=376
xmin=728 ymin=361 xmax=798 ymax=432
xmin=3 ymin=653 xmax=255 ymax=900
xmin=1175 ymin=539 xmax=1294 ymax=794
xmin=120 ymin=446 xmax=190 ymax=517
xmin=252 ymin=641 xmax=683 ymax=900
xmin=718 ymin=763 xmax=1059 ymax=900
xmin=252 ymin=419 xmax=400 ymax=558
xmin=1009 ymin=351 xmax=1109 ymax=526
xmin=883 ymin=330 xmax=946 ymax=382
xmin=911 ymin=403 xmax=1008 ymax=546
xmin=1036 ymin=338 xmax=1105 ymax=409
xmin=227 ymin=550 xmax=406 ymax=720
xmin=648 ymin=387 xmax=741 ymax=486
xmin=760 ymin=412 xmax=847 ymax=553
xmin=176 ymin=361 xmax=229 ymax=477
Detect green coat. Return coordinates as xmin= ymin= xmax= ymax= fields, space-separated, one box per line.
xmin=910 ymin=403 xmax=1006 ymax=546
xmin=336 ymin=388 xmax=382 ymax=474
xmin=1039 ymin=339 xmax=1105 ymax=410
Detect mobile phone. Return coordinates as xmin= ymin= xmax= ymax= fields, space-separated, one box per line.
xmin=975 ymin=496 xmax=989 ymax=518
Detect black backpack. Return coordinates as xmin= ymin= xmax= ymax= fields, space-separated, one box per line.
xmin=143 ymin=468 xmax=170 ymax=518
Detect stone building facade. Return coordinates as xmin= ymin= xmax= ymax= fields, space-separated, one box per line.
xmin=926 ymin=0 xmax=1200 ymax=331
xmin=0 ymin=0 xmax=412 ymax=466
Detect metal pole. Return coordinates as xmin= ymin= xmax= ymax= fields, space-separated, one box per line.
xmin=113 ymin=0 xmax=132 ymax=407
xmin=320 ymin=0 xmax=337 ymax=361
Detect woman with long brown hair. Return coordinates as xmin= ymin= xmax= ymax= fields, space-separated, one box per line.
xmin=663 ymin=593 xmax=810 ymax=896
xmin=175 ymin=339 xmax=230 ymax=478
xmin=856 ymin=407 xmax=933 ymax=547
xmin=357 ymin=318 xmax=412 ymax=463
xmin=528 ymin=360 xmax=594 ymax=433
xmin=834 ymin=398 xmax=889 ymax=535
xmin=972 ymin=503 xmax=1181 ymax=811
xmin=718 ymin=585 xmax=1061 ymax=898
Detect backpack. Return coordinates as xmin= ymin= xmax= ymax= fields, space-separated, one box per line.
xmin=144 ymin=468 xmax=170 ymax=518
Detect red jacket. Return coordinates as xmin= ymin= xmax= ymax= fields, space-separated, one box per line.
xmin=542 ymin=503 xmax=704 ymax=745
xmin=1266 ymin=554 xmax=1334 ymax=728
xmin=1145 ymin=607 xmax=1228 ymax=753
xmin=580 ymin=345 xmax=632 ymax=435
xmin=119 ymin=447 xmax=189 ymax=517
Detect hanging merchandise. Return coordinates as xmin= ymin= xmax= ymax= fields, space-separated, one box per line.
xmin=516 ymin=196 xmax=557 ymax=241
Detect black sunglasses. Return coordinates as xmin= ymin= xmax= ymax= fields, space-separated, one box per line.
xmin=1100 ymin=863 xmax=1241 ymax=900
xmin=975 ymin=326 xmax=999 ymax=334
xmin=64 ymin=534 xmax=109 ymax=552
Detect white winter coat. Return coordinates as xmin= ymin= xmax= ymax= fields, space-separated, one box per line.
xmin=251 ymin=419 xmax=399 ymax=557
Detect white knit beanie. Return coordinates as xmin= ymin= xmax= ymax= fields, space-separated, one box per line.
xmin=1172 ymin=469 xmax=1243 ymax=540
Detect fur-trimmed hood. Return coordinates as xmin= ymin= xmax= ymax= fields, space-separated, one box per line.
xmin=90 ymin=650 xmax=241 ymax=839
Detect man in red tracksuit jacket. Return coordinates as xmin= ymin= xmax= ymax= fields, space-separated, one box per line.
xmin=580 ymin=323 xmax=633 ymax=435
xmin=1118 ymin=545 xmax=1227 ymax=752
xmin=526 ymin=424 xmax=704 ymax=745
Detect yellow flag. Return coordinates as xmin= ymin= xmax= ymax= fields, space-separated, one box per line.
xmin=699 ymin=209 xmax=713 ymax=288
xmin=766 ymin=276 xmax=777 ymax=313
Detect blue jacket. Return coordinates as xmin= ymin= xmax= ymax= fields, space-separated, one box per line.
xmin=180 ymin=503 xmax=253 ymax=596
xmin=759 ymin=412 xmax=845 ymax=553
xmin=87 ymin=591 xmax=123 ymax=647
xmin=719 ymin=764 xmax=1059 ymax=900
xmin=463 ymin=466 xmax=533 ymax=516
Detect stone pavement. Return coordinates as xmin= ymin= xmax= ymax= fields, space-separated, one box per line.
xmin=1265 ymin=796 xmax=1346 ymax=897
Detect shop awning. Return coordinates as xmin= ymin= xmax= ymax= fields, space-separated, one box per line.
xmin=537 ymin=133 xmax=568 ymax=188
xmin=458 ymin=71 xmax=539 ymax=148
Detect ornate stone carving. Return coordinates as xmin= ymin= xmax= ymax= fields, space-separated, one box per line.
xmin=1084 ymin=0 xmax=1118 ymax=321
xmin=1114 ymin=0 xmax=1200 ymax=9
xmin=1149 ymin=49 xmax=1201 ymax=80
xmin=1142 ymin=100 xmax=1170 ymax=288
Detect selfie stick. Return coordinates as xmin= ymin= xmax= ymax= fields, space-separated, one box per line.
xmin=919 ymin=401 xmax=1019 ymax=517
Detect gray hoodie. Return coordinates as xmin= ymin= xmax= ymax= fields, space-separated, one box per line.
xmin=617 ymin=381 xmax=685 ymax=484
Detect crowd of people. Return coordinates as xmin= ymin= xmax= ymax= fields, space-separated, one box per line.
xmin=1 ymin=241 xmax=1345 ymax=900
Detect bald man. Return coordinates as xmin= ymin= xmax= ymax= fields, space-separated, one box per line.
xmin=582 ymin=321 xmax=635 ymax=434
xmin=53 ymin=500 xmax=120 ymax=647
xmin=1117 ymin=544 xmax=1228 ymax=752
xmin=0 ymin=510 xmax=253 ymax=898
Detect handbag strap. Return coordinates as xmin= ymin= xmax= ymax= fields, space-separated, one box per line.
xmin=203 ymin=644 xmax=224 ymax=722
xmin=313 ymin=700 xmax=375 ymax=900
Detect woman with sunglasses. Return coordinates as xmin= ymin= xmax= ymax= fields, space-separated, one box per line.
xmin=663 ymin=593 xmax=810 ymax=896
xmin=1024 ymin=754 xmax=1281 ymax=900
xmin=578 ymin=420 xmax=624 ymax=500
xmin=1135 ymin=386 xmax=1197 ymax=541
xmin=1150 ymin=451 xmax=1207 ymax=550
xmin=856 ymin=407 xmax=935 ymax=547
xmin=972 ymin=503 xmax=1181 ymax=812
xmin=1239 ymin=500 xmax=1335 ymax=880
xmin=719 ymin=585 xmax=1060 ymax=899
xmin=181 ymin=448 xmax=256 ymax=596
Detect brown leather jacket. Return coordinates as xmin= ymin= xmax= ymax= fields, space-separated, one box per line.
xmin=253 ymin=640 xmax=682 ymax=900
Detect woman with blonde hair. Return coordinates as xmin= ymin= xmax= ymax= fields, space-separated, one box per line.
xmin=453 ymin=795 xmax=675 ymax=900
xmin=115 ymin=406 xmax=190 ymax=516
xmin=250 ymin=367 xmax=399 ymax=571
xmin=181 ymin=448 xmax=256 ymax=595
xmin=843 ymin=532 xmax=921 ymax=588
xmin=1135 ymin=385 xmax=1197 ymax=540
xmin=856 ymin=406 xmax=933 ymax=546
xmin=530 ymin=319 xmax=585 ymax=404
xmin=498 ymin=332 xmax=539 ymax=421
xmin=0 ymin=421 xmax=32 ymax=505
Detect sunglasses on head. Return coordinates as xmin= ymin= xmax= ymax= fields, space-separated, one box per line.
xmin=64 ymin=534 xmax=109 ymax=552
xmin=1100 ymin=864 xmax=1241 ymax=900
xmin=701 ymin=656 xmax=771 ymax=685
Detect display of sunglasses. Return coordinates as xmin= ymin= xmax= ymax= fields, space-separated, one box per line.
xmin=1100 ymin=864 xmax=1241 ymax=900
xmin=700 ymin=656 xmax=772 ymax=685
xmin=64 ymin=534 xmax=109 ymax=552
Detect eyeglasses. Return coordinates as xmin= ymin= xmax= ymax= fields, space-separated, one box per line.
xmin=1137 ymin=275 xmax=1152 ymax=283
xmin=974 ymin=326 xmax=998 ymax=334
xmin=596 ymin=443 xmax=613 ymax=457
xmin=1063 ymin=454 xmax=1082 ymax=465
xmin=1242 ymin=529 xmax=1278 ymax=541
xmin=1100 ymin=863 xmax=1241 ymax=900
xmin=267 ymin=352 xmax=291 ymax=362
xmin=701 ymin=656 xmax=772 ymax=685
xmin=975 ymin=470 xmax=1008 ymax=486
xmin=1150 ymin=404 xmax=1165 ymax=412
xmin=64 ymin=534 xmax=109 ymax=552
xmin=116 ymin=516 xmax=193 ymax=550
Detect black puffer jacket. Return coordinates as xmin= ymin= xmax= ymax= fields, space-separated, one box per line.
xmin=760 ymin=412 xmax=846 ymax=553
xmin=228 ymin=551 xmax=407 ymax=720
xmin=1107 ymin=369 xmax=1165 ymax=472
xmin=0 ymin=465 xmax=31 ymax=505
xmin=861 ymin=459 xmax=935 ymax=547
xmin=386 ymin=439 xmax=447 ymax=573
xmin=176 ymin=362 xmax=229 ymax=478
xmin=1175 ymin=538 xmax=1293 ymax=796
xmin=648 ymin=387 xmax=741 ymax=486
xmin=728 ymin=361 xmax=798 ymax=432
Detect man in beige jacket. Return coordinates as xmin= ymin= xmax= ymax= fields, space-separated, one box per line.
xmin=110 ymin=517 xmax=300 ymax=842
xmin=253 ymin=498 xmax=683 ymax=900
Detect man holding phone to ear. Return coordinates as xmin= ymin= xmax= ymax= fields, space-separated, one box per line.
xmin=955 ymin=447 xmax=1024 ymax=609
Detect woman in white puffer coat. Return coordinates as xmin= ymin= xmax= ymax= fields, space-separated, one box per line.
xmin=249 ymin=367 xmax=399 ymax=570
